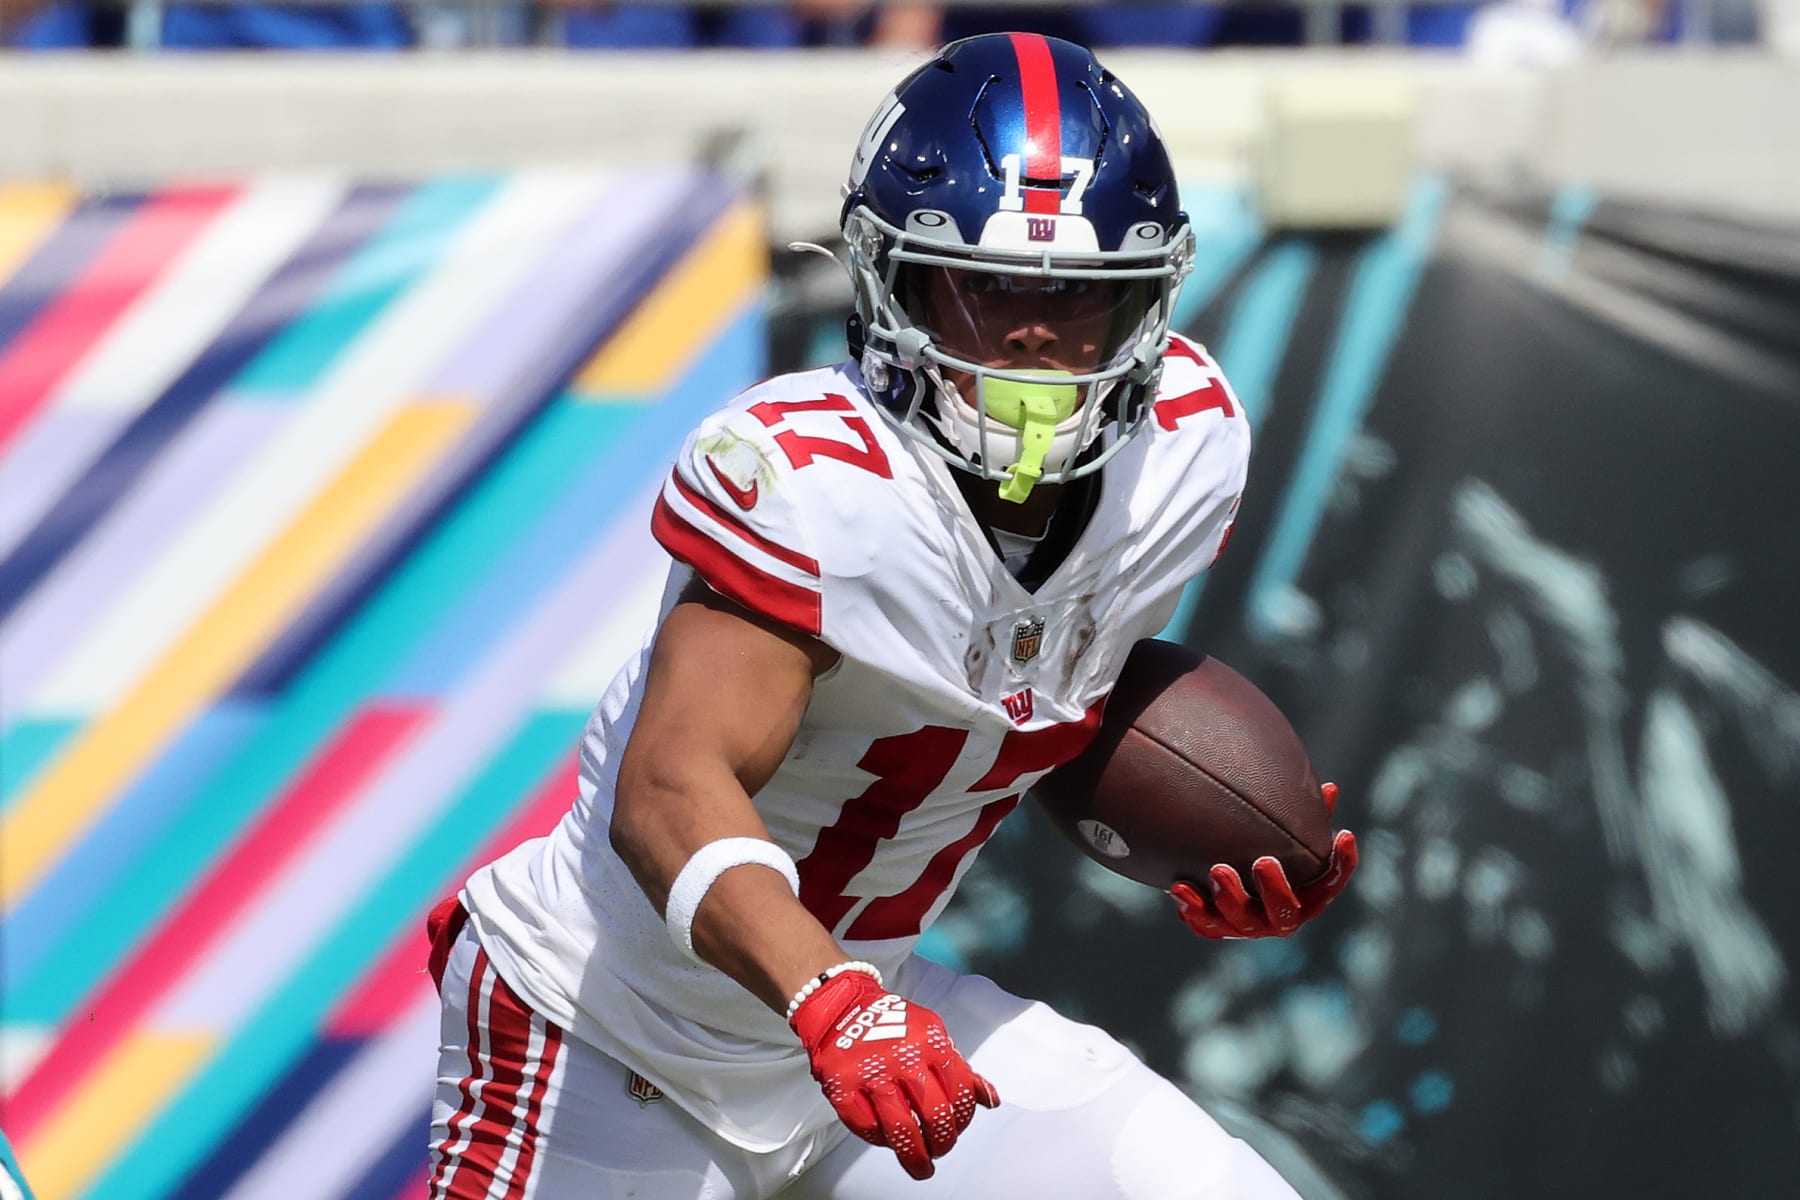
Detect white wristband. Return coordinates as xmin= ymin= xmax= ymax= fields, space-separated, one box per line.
xmin=665 ymin=837 xmax=801 ymax=962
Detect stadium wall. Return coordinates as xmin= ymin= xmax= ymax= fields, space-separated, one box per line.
xmin=0 ymin=51 xmax=1796 ymax=237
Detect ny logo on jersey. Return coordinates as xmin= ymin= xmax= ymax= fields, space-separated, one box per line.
xmin=835 ymin=995 xmax=909 ymax=1049
xmin=1026 ymin=216 xmax=1056 ymax=242
xmin=1001 ymin=687 xmax=1034 ymax=725
xmin=1011 ymin=616 xmax=1046 ymax=664
xmin=625 ymin=1070 xmax=664 ymax=1106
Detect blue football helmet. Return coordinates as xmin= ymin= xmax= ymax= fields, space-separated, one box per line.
xmin=838 ymin=33 xmax=1193 ymax=501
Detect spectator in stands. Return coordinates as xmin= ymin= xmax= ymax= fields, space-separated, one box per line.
xmin=1466 ymin=0 xmax=1582 ymax=63
xmin=4 ymin=0 xmax=411 ymax=48
xmin=547 ymin=0 xmax=939 ymax=49
xmin=1599 ymin=0 xmax=1760 ymax=42
xmin=545 ymin=1 xmax=1230 ymax=51
xmin=1396 ymin=4 xmax=1482 ymax=44
xmin=5 ymin=0 xmax=122 ymax=45
xmin=160 ymin=2 xmax=412 ymax=47
xmin=911 ymin=3 xmax=1230 ymax=47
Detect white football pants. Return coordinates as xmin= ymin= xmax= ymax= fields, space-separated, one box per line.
xmin=429 ymin=920 xmax=1301 ymax=1200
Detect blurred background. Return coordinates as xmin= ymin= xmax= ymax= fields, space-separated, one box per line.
xmin=1 ymin=5 xmax=1797 ymax=1199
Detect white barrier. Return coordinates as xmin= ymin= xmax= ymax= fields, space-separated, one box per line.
xmin=0 ymin=50 xmax=1793 ymax=236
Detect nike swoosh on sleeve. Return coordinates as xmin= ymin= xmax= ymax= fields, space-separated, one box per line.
xmin=705 ymin=457 xmax=760 ymax=510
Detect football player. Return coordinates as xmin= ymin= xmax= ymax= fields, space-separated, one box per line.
xmin=428 ymin=32 xmax=1358 ymax=1199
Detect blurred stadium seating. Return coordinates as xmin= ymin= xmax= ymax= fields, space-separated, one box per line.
xmin=0 ymin=0 xmax=1774 ymax=50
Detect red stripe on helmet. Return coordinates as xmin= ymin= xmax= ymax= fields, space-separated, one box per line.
xmin=1009 ymin=32 xmax=1062 ymax=204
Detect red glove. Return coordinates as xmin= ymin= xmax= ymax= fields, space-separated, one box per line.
xmin=789 ymin=970 xmax=999 ymax=1180
xmin=1171 ymin=782 xmax=1359 ymax=939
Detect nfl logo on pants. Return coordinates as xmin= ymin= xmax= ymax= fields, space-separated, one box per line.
xmin=1011 ymin=617 xmax=1045 ymax=664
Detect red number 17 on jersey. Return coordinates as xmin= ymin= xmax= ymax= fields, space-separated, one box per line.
xmin=796 ymin=711 xmax=1100 ymax=942
xmin=1153 ymin=342 xmax=1236 ymax=432
xmin=748 ymin=394 xmax=894 ymax=479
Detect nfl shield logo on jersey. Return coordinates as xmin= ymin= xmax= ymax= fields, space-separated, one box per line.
xmin=626 ymin=1070 xmax=664 ymax=1106
xmin=1010 ymin=616 xmax=1046 ymax=665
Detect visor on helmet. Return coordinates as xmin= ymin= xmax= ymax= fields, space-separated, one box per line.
xmin=905 ymin=266 xmax=1159 ymax=379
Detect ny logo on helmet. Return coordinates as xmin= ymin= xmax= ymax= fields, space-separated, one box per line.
xmin=1026 ymin=217 xmax=1055 ymax=242
xmin=1011 ymin=617 xmax=1046 ymax=664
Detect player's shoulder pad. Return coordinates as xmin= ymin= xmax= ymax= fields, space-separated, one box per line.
xmin=1154 ymin=335 xmax=1247 ymax=430
xmin=1149 ymin=334 xmax=1250 ymax=452
xmin=1134 ymin=334 xmax=1251 ymax=505
xmin=651 ymin=365 xmax=890 ymax=639
xmin=1133 ymin=335 xmax=1250 ymax=571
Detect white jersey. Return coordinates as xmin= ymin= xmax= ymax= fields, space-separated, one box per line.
xmin=461 ymin=334 xmax=1250 ymax=1151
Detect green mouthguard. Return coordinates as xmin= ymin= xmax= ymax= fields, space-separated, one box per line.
xmin=986 ymin=371 xmax=1078 ymax=504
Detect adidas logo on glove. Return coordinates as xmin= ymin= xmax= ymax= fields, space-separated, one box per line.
xmin=791 ymin=967 xmax=999 ymax=1180
xmin=835 ymin=994 xmax=909 ymax=1049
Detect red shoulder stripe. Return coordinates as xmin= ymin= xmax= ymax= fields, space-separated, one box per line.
xmin=652 ymin=495 xmax=824 ymax=636
xmin=669 ymin=469 xmax=820 ymax=577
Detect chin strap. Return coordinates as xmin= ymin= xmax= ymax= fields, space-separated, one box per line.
xmin=986 ymin=372 xmax=1078 ymax=503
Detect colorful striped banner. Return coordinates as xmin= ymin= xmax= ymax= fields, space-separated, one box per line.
xmin=0 ymin=183 xmax=406 ymax=629
xmin=0 ymin=186 xmax=240 ymax=452
xmin=0 ymin=194 xmax=142 ymax=387
xmin=0 ymin=171 xmax=769 ymax=1200
xmin=0 ymin=179 xmax=347 ymax=566
xmin=0 ymin=182 xmax=78 ymax=291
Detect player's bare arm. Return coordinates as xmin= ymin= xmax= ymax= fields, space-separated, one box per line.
xmin=614 ymin=578 xmax=1001 ymax=1180
xmin=611 ymin=578 xmax=845 ymax=1014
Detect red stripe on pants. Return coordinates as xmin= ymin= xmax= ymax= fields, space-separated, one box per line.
xmin=432 ymin=948 xmax=564 ymax=1200
xmin=502 ymin=1021 xmax=563 ymax=1200
xmin=431 ymin=949 xmax=492 ymax=1199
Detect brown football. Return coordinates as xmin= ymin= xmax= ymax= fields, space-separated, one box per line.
xmin=1032 ymin=639 xmax=1332 ymax=890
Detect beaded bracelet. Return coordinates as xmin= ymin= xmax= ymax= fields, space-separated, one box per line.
xmin=785 ymin=960 xmax=884 ymax=1021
